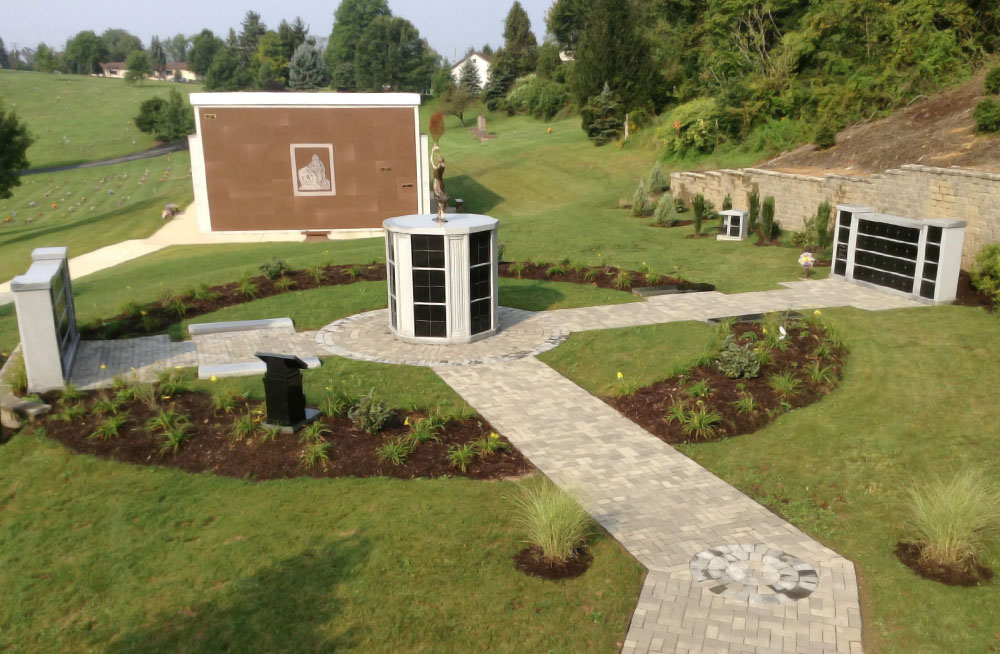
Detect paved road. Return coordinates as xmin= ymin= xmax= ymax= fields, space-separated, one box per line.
xmin=19 ymin=140 xmax=187 ymax=176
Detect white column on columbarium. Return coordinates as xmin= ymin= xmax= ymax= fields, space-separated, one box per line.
xmin=383 ymin=214 xmax=498 ymax=344
xmin=11 ymin=247 xmax=80 ymax=392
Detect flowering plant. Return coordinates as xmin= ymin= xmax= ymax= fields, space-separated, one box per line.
xmin=798 ymin=251 xmax=816 ymax=278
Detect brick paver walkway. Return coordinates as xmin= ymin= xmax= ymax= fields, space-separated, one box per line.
xmin=59 ymin=277 xmax=927 ymax=652
xmin=436 ymin=358 xmax=863 ymax=654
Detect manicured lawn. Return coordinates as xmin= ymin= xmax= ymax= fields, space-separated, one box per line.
xmin=0 ymin=434 xmax=644 ymax=652
xmin=0 ymin=70 xmax=203 ymax=169
xmin=543 ymin=305 xmax=1000 ymax=653
xmin=0 ymin=151 xmax=193 ymax=282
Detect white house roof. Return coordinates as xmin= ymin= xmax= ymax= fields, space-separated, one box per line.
xmin=189 ymin=92 xmax=421 ymax=107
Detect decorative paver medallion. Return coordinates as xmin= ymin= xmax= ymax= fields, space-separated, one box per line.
xmin=690 ymin=543 xmax=820 ymax=606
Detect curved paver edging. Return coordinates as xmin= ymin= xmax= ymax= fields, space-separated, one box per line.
xmin=315 ymin=307 xmax=570 ymax=366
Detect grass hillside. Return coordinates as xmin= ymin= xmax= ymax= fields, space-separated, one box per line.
xmin=0 ymin=70 xmax=202 ymax=169
xmin=0 ymin=152 xmax=193 ymax=282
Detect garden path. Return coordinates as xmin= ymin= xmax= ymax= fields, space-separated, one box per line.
xmin=437 ymin=358 xmax=862 ymax=654
xmin=60 ymin=277 xmax=925 ymax=653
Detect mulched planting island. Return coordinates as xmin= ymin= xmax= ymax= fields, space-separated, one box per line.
xmin=894 ymin=542 xmax=995 ymax=586
xmin=610 ymin=317 xmax=846 ymax=444
xmin=514 ymin=546 xmax=593 ymax=580
xmin=38 ymin=387 xmax=533 ymax=481
xmin=81 ymin=261 xmax=704 ymax=340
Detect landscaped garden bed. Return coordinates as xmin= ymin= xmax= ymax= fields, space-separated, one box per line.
xmin=38 ymin=373 xmax=531 ymax=481
xmin=78 ymin=260 xmax=708 ymax=340
xmin=609 ymin=312 xmax=846 ymax=444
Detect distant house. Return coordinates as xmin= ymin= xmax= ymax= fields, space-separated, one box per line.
xmin=450 ymin=52 xmax=491 ymax=89
xmin=99 ymin=62 xmax=127 ymax=78
xmin=98 ymin=61 xmax=198 ymax=82
xmin=159 ymin=62 xmax=197 ymax=83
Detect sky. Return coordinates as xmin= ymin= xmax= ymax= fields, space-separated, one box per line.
xmin=2 ymin=0 xmax=553 ymax=63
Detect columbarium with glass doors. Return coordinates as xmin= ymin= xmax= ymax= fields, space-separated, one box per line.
xmin=383 ymin=214 xmax=498 ymax=344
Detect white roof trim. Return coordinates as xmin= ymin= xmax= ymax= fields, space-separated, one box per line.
xmin=189 ymin=92 xmax=421 ymax=107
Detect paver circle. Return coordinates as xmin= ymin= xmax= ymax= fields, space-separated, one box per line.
xmin=315 ymin=307 xmax=569 ymax=366
xmin=690 ymin=544 xmax=820 ymax=606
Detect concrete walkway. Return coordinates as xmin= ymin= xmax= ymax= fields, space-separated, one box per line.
xmin=0 ymin=202 xmax=378 ymax=306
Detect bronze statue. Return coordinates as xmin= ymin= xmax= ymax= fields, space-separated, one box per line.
xmin=431 ymin=145 xmax=449 ymax=222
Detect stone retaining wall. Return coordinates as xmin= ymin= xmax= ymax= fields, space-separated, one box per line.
xmin=670 ymin=165 xmax=1000 ymax=267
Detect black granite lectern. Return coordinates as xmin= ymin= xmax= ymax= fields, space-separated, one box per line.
xmin=255 ymin=352 xmax=321 ymax=433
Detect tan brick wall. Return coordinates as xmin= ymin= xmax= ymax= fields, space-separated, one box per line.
xmin=670 ymin=165 xmax=1000 ymax=268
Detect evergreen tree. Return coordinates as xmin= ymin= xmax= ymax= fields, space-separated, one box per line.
xmin=458 ymin=58 xmax=482 ymax=95
xmin=278 ymin=17 xmax=311 ymax=61
xmin=237 ymin=11 xmax=267 ymax=66
xmin=0 ymin=100 xmax=33 ymax=198
xmin=325 ymin=0 xmax=391 ymax=88
xmin=503 ymin=1 xmax=537 ymax=76
xmin=0 ymin=38 xmax=9 ymax=69
xmin=354 ymin=15 xmax=434 ymax=92
xmin=579 ymin=82 xmax=624 ymax=145
xmin=535 ymin=41 xmax=562 ymax=79
xmin=255 ymin=31 xmax=289 ymax=87
xmin=205 ymin=47 xmax=249 ymax=90
xmin=289 ymin=42 xmax=329 ymax=90
xmin=149 ymin=36 xmax=167 ymax=76
xmin=546 ymin=0 xmax=594 ymax=52
xmin=188 ymin=30 xmax=222 ymax=76
xmin=482 ymin=47 xmax=516 ymax=111
xmin=571 ymin=0 xmax=660 ymax=116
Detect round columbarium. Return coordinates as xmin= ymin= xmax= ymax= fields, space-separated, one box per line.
xmin=383 ymin=214 xmax=498 ymax=344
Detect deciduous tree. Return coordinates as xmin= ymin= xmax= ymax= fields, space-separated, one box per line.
xmin=102 ymin=29 xmax=143 ymax=62
xmin=149 ymin=36 xmax=167 ymax=76
xmin=188 ymin=29 xmax=222 ymax=76
xmin=545 ymin=0 xmax=594 ymax=52
xmin=354 ymin=15 xmax=434 ymax=92
xmin=166 ymin=34 xmax=189 ymax=62
xmin=34 ymin=43 xmax=54 ymax=72
xmin=0 ymin=101 xmax=33 ymax=199
xmin=124 ymin=50 xmax=152 ymax=84
xmin=133 ymin=89 xmax=194 ymax=142
xmin=325 ymin=0 xmax=390 ymax=88
xmin=65 ymin=30 xmax=108 ymax=74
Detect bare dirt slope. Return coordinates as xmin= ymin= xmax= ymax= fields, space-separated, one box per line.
xmin=762 ymin=70 xmax=1000 ymax=176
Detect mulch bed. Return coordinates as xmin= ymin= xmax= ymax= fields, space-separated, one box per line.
xmin=650 ymin=219 xmax=695 ymax=228
xmin=514 ymin=545 xmax=593 ymax=580
xmin=609 ymin=319 xmax=846 ymax=445
xmin=953 ymin=270 xmax=995 ymax=309
xmin=894 ymin=542 xmax=995 ymax=586
xmin=81 ymin=261 xmax=702 ymax=341
xmin=498 ymin=262 xmax=702 ymax=292
xmin=38 ymin=389 xmax=533 ymax=481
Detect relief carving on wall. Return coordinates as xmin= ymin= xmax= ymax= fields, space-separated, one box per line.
xmin=289 ymin=144 xmax=336 ymax=197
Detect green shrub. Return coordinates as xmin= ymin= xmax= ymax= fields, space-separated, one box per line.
xmin=815 ymin=200 xmax=832 ymax=249
xmin=8 ymin=356 xmax=27 ymax=395
xmin=376 ymin=438 xmax=413 ymax=466
xmin=474 ymin=431 xmax=510 ymax=456
xmin=691 ymin=194 xmax=714 ymax=235
xmin=971 ymin=243 xmax=1000 ymax=307
xmin=92 ymin=392 xmax=123 ymax=416
xmin=716 ymin=335 xmax=761 ymax=379
xmin=613 ymin=269 xmax=632 ymax=290
xmin=748 ymin=185 xmax=760 ymax=233
xmin=722 ymin=194 xmax=732 ymax=211
xmin=300 ymin=442 xmax=332 ymax=469
xmin=298 ymin=421 xmax=331 ymax=444
xmin=974 ymin=99 xmax=1000 ymax=133
xmin=89 ymin=415 xmax=128 ymax=441
xmin=653 ymin=194 xmax=679 ymax=226
xmin=510 ymin=477 xmax=592 ymax=562
xmin=211 ymin=388 xmax=239 ymax=414
xmin=985 ymin=65 xmax=1000 ymax=95
xmin=156 ymin=368 xmax=193 ymax=396
xmin=349 ymin=390 xmax=392 ymax=434
xmin=632 ymin=180 xmax=651 ymax=217
xmin=648 ymin=162 xmax=669 ymax=192
xmin=761 ymin=196 xmax=776 ymax=241
xmin=903 ymin=469 xmax=1000 ymax=568
xmin=768 ymin=371 xmax=801 ymax=398
xmin=505 ymin=74 xmax=572 ymax=120
xmin=229 ymin=412 xmax=259 ymax=441
xmin=681 ymin=403 xmax=724 ymax=440
xmin=656 ymin=97 xmax=726 ymax=156
xmin=259 ymin=257 xmax=290 ymax=280
xmin=814 ymin=122 xmax=837 ymax=149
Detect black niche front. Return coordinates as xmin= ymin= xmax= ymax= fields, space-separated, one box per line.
xmin=256 ymin=352 xmax=309 ymax=427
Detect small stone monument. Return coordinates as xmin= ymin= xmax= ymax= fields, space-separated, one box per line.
xmin=11 ymin=247 xmax=79 ymax=392
xmin=255 ymin=352 xmax=322 ymax=433
xmin=469 ymin=114 xmax=496 ymax=142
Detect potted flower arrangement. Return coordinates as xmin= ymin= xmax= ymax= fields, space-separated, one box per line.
xmin=798 ymin=251 xmax=816 ymax=278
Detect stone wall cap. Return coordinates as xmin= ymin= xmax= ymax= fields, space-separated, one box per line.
xmin=31 ymin=247 xmax=68 ymax=261
xmin=10 ymin=259 xmax=61 ymax=291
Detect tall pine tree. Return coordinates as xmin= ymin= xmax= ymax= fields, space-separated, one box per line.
xmin=571 ymin=0 xmax=660 ymax=116
xmin=502 ymin=2 xmax=537 ymax=76
xmin=289 ymin=42 xmax=328 ymax=89
xmin=458 ymin=58 xmax=482 ymax=95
